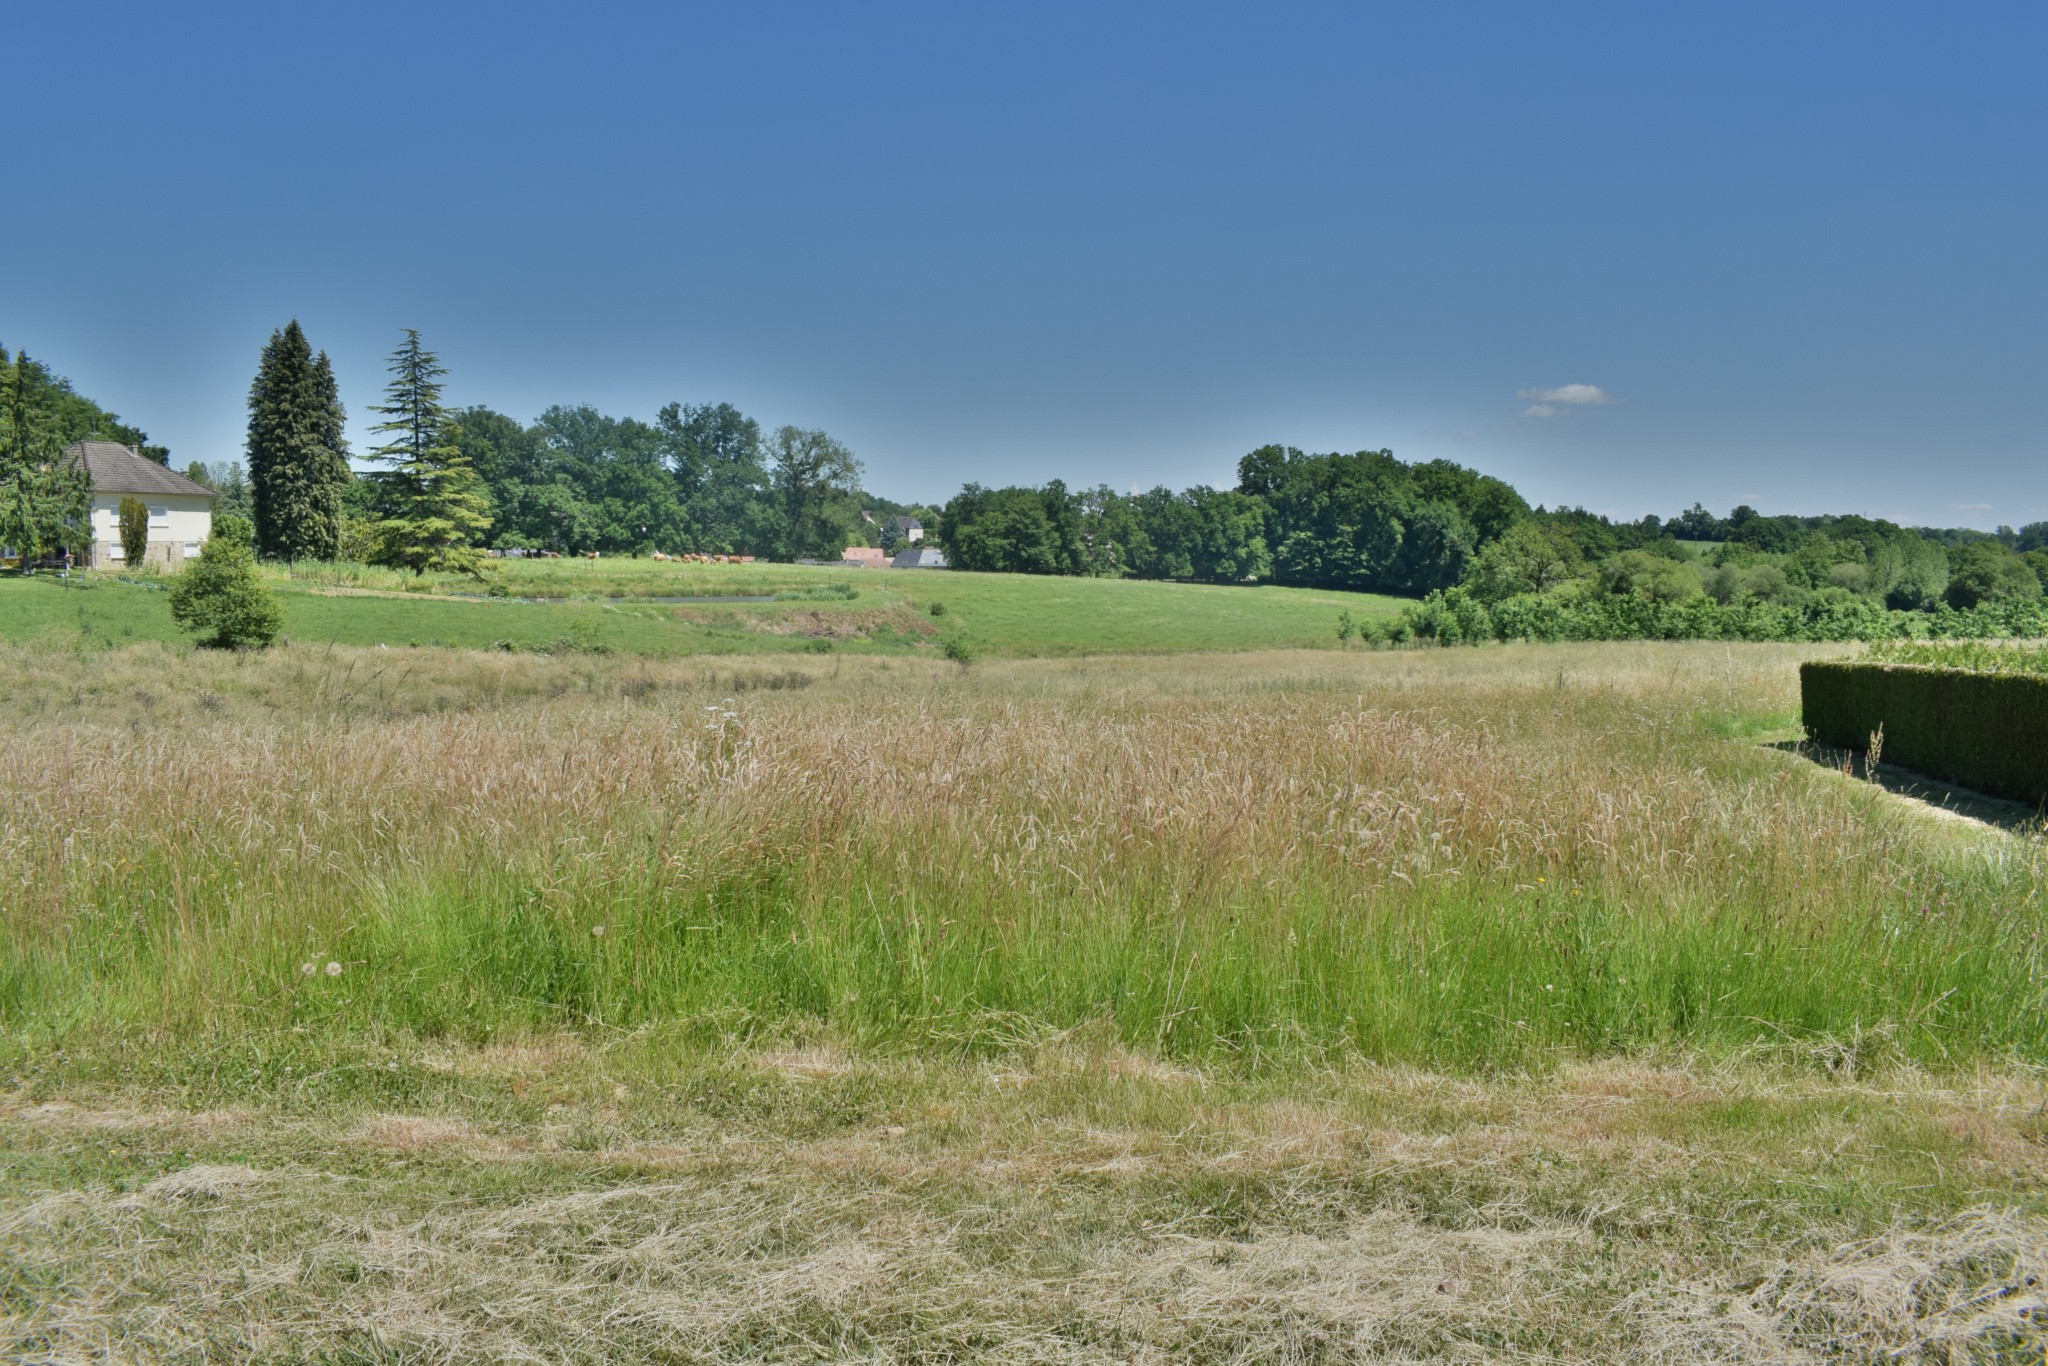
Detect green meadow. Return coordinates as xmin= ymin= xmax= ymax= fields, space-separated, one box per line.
xmin=0 ymin=559 xmax=1404 ymax=658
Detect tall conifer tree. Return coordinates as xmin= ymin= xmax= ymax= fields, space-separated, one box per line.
xmin=367 ymin=330 xmax=490 ymax=575
xmin=246 ymin=321 xmax=350 ymax=560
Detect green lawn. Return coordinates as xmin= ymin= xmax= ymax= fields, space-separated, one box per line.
xmin=0 ymin=563 xmax=1405 ymax=658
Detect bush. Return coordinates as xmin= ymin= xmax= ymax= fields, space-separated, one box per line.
xmin=212 ymin=512 xmax=255 ymax=549
xmin=1802 ymin=660 xmax=2048 ymax=804
xmin=117 ymin=496 xmax=149 ymax=567
xmin=168 ymin=536 xmax=284 ymax=648
xmin=1394 ymin=581 xmax=2048 ymax=648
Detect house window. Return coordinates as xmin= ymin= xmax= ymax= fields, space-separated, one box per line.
xmin=184 ymin=542 xmax=201 ymax=559
xmin=148 ymin=505 xmax=169 ymax=529
xmin=110 ymin=543 xmax=126 ymax=560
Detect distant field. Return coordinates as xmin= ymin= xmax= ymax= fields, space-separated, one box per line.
xmin=0 ymin=561 xmax=1403 ymax=658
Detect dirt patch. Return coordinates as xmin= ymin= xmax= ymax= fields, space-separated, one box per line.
xmin=743 ymin=607 xmax=938 ymax=640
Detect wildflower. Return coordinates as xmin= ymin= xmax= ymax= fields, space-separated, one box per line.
xmin=591 ymin=924 xmax=606 ymax=937
xmin=1544 ymin=983 xmax=1554 ymax=991
xmin=300 ymin=962 xmax=317 ymax=976
xmin=325 ymin=961 xmax=343 ymax=977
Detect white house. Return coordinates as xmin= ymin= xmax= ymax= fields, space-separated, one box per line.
xmin=67 ymin=441 xmax=217 ymax=570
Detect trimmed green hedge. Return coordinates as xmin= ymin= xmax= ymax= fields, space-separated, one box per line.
xmin=1801 ymin=661 xmax=2048 ymax=805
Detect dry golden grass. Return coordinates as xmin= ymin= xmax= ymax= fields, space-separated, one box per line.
xmin=5 ymin=1046 xmax=2047 ymax=1362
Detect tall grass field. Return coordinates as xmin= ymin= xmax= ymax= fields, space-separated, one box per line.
xmin=4 ymin=634 xmax=2045 ymax=1361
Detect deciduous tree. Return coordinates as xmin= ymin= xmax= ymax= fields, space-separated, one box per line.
xmin=768 ymin=425 xmax=863 ymax=560
xmin=0 ymin=348 xmax=90 ymax=562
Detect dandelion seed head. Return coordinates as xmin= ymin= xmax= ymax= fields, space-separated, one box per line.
xmin=325 ymin=961 xmax=343 ymax=977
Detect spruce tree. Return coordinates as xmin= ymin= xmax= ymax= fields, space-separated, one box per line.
xmin=246 ymin=321 xmax=350 ymax=561
xmin=366 ymin=330 xmax=490 ymax=575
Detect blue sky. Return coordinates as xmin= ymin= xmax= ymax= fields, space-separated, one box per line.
xmin=6 ymin=1 xmax=2042 ymax=527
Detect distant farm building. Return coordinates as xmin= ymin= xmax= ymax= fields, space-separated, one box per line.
xmin=841 ymin=546 xmax=891 ymax=568
xmin=67 ymin=441 xmax=217 ymax=569
xmin=891 ymin=546 xmax=948 ymax=569
xmin=887 ymin=515 xmax=924 ymax=544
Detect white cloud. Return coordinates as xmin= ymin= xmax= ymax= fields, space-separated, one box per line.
xmin=1517 ymin=383 xmax=1615 ymax=409
xmin=1522 ymin=403 xmax=1565 ymax=418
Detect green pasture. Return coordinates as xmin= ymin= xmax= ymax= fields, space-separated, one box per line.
xmin=0 ymin=561 xmax=1404 ymax=658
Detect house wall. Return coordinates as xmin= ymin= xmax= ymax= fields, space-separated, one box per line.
xmin=88 ymin=494 xmax=213 ymax=570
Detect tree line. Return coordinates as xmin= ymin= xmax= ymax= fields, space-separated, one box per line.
xmin=940 ymin=447 xmax=1528 ymax=595
xmin=231 ymin=321 xmax=928 ymax=571
xmin=440 ymin=402 xmax=916 ymax=562
xmin=11 ymin=329 xmax=2045 ymax=636
xmin=938 ymin=451 xmax=2048 ymax=638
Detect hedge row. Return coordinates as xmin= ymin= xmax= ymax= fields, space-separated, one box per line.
xmin=1392 ymin=588 xmax=2048 ymax=647
xmin=1800 ymin=660 xmax=2048 ymax=805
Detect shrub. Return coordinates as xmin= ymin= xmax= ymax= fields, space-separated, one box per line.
xmin=168 ymin=535 xmax=284 ymax=649
xmin=941 ymin=637 xmax=976 ymax=666
xmin=1802 ymin=659 xmax=2048 ymax=804
xmin=212 ymin=512 xmax=255 ymax=549
xmin=117 ymin=496 xmax=149 ymax=568
xmin=336 ymin=514 xmax=378 ymax=563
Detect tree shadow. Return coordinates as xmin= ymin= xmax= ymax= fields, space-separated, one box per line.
xmin=1767 ymin=740 xmax=2047 ymax=834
